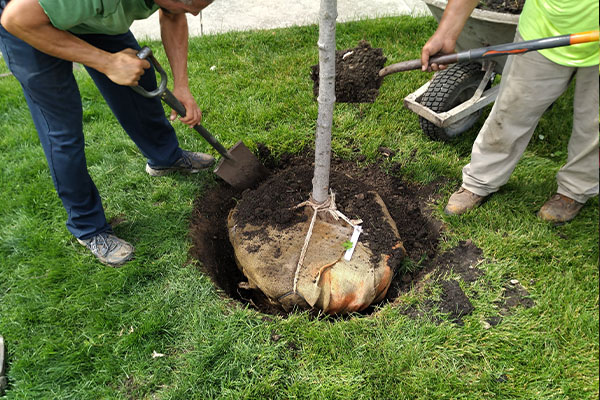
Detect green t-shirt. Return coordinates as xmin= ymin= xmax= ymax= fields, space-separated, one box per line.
xmin=38 ymin=0 xmax=159 ymax=35
xmin=518 ymin=0 xmax=599 ymax=67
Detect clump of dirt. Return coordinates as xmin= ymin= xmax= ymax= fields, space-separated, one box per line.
xmin=311 ymin=40 xmax=386 ymax=103
xmin=394 ymin=240 xmax=483 ymax=325
xmin=436 ymin=280 xmax=475 ymax=324
xmin=432 ymin=239 xmax=485 ymax=283
xmin=396 ymin=240 xmax=536 ymax=325
xmin=477 ymin=0 xmax=524 ymax=14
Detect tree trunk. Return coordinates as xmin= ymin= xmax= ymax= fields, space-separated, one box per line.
xmin=312 ymin=0 xmax=337 ymax=204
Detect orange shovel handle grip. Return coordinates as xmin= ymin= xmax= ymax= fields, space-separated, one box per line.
xmin=570 ymin=30 xmax=599 ymax=45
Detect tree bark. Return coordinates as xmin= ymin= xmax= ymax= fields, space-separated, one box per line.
xmin=312 ymin=0 xmax=337 ymax=204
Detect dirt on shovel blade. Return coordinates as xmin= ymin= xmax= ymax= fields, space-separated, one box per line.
xmin=311 ymin=40 xmax=387 ymax=103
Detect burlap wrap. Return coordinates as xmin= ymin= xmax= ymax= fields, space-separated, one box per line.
xmin=227 ymin=191 xmax=405 ymax=314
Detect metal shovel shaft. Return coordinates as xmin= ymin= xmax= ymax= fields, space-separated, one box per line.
xmin=130 ymin=46 xmax=268 ymax=189
xmin=161 ymin=88 xmax=268 ymax=189
xmin=379 ymin=30 xmax=599 ymax=77
xmin=159 ymin=89 xmax=232 ymax=160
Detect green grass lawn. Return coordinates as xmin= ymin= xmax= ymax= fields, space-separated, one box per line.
xmin=1 ymin=16 xmax=598 ymax=399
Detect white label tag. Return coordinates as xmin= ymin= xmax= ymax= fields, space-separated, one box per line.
xmin=343 ymin=226 xmax=362 ymax=261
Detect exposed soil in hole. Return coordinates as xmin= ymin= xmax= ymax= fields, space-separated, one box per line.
xmin=190 ymin=148 xmax=440 ymax=315
xmin=231 ymin=164 xmax=403 ymax=267
xmin=311 ymin=40 xmax=386 ymax=103
xmin=188 ymin=148 xmax=534 ymax=322
xmin=477 ymin=0 xmax=524 ymax=14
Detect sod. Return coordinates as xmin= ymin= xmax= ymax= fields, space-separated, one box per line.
xmin=0 ymin=16 xmax=598 ymax=399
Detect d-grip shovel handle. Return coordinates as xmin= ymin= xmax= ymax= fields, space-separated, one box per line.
xmin=130 ymin=47 xmax=168 ymax=98
xmin=379 ymin=30 xmax=600 ymax=77
xmin=132 ymin=46 xmax=232 ymax=160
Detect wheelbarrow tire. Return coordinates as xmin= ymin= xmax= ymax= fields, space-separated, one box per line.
xmin=419 ymin=62 xmax=491 ymax=141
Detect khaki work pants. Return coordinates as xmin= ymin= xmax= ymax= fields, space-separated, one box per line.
xmin=462 ymin=32 xmax=599 ymax=204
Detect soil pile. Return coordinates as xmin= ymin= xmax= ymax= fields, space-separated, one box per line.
xmin=231 ymin=163 xmax=404 ymax=266
xmin=477 ymin=0 xmax=524 ymax=14
xmin=311 ymin=40 xmax=386 ymax=103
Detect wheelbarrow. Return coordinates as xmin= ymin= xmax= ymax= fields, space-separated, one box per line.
xmin=404 ymin=0 xmax=520 ymax=141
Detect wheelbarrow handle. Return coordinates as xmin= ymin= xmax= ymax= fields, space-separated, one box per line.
xmin=379 ymin=29 xmax=600 ymax=77
xmin=131 ymin=46 xmax=232 ymax=160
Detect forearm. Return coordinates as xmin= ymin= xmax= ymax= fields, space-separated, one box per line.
xmin=435 ymin=0 xmax=480 ymax=41
xmin=1 ymin=0 xmax=111 ymax=73
xmin=159 ymin=10 xmax=189 ymax=89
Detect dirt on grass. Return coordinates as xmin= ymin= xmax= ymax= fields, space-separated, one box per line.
xmin=189 ymin=148 xmax=534 ymax=322
xmin=311 ymin=40 xmax=386 ymax=103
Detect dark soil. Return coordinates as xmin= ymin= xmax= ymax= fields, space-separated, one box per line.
xmin=477 ymin=0 xmax=525 ymax=14
xmin=188 ymin=147 xmax=534 ymax=323
xmin=496 ymin=281 xmax=535 ymax=316
xmin=397 ymin=240 xmax=535 ymax=325
xmin=437 ymin=280 xmax=475 ymax=324
xmin=311 ymin=40 xmax=386 ymax=103
xmin=395 ymin=240 xmax=482 ymax=324
xmin=232 ymin=158 xmax=406 ymax=267
xmin=189 ymin=148 xmax=441 ymax=315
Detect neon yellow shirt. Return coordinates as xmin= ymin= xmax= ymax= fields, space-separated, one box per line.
xmin=518 ymin=0 xmax=599 ymax=67
xmin=38 ymin=0 xmax=159 ymax=35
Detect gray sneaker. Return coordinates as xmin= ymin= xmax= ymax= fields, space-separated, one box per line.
xmin=77 ymin=232 xmax=134 ymax=267
xmin=146 ymin=150 xmax=215 ymax=176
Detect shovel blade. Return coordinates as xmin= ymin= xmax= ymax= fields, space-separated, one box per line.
xmin=214 ymin=141 xmax=269 ymax=190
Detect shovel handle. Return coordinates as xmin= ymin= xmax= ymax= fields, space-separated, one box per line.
xmin=379 ymin=29 xmax=600 ymax=77
xmin=131 ymin=47 xmax=232 ymax=160
xmin=161 ymin=89 xmax=232 ymax=160
xmin=379 ymin=54 xmax=458 ymax=76
xmin=130 ymin=47 xmax=169 ymax=98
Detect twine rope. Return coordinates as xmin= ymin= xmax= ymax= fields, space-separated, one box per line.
xmin=292 ymin=191 xmax=359 ymax=293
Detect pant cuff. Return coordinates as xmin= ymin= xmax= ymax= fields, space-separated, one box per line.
xmin=556 ymin=187 xmax=592 ymax=204
xmin=461 ymin=182 xmax=495 ymax=198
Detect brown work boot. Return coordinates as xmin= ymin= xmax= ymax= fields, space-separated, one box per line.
xmin=444 ymin=187 xmax=486 ymax=215
xmin=537 ymin=193 xmax=584 ymax=223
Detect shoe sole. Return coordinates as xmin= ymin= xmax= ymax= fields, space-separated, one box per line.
xmin=145 ymin=164 xmax=205 ymax=176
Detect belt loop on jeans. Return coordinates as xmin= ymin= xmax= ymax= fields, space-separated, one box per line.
xmin=0 ymin=0 xmax=8 ymax=9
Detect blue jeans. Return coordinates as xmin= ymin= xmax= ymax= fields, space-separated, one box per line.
xmin=0 ymin=7 xmax=182 ymax=239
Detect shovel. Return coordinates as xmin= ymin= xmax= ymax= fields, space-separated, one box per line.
xmin=131 ymin=46 xmax=268 ymax=190
xmin=334 ymin=30 xmax=598 ymax=101
xmin=379 ymin=30 xmax=599 ymax=77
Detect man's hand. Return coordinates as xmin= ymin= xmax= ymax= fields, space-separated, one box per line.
xmin=421 ymin=34 xmax=457 ymax=71
xmin=170 ymin=86 xmax=202 ymax=126
xmin=106 ymin=49 xmax=151 ymax=86
xmin=159 ymin=9 xmax=203 ymax=127
xmin=420 ymin=0 xmax=480 ymax=71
